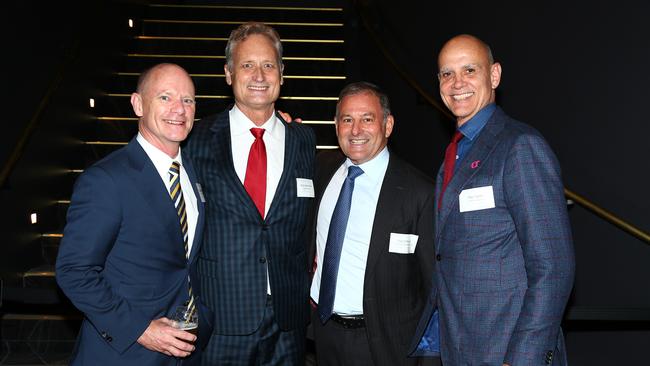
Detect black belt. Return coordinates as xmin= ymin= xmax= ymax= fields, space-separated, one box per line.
xmin=330 ymin=314 xmax=365 ymax=329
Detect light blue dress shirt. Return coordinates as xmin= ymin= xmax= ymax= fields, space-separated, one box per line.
xmin=310 ymin=147 xmax=390 ymax=315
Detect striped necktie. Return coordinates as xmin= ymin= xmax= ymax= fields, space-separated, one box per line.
xmin=169 ymin=161 xmax=195 ymax=312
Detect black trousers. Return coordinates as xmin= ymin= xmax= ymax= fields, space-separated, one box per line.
xmin=310 ymin=309 xmax=441 ymax=366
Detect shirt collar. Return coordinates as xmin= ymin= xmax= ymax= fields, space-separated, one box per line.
xmin=459 ymin=103 xmax=496 ymax=141
xmin=136 ymin=132 xmax=182 ymax=178
xmin=344 ymin=146 xmax=389 ymax=182
xmin=229 ymin=104 xmax=280 ymax=140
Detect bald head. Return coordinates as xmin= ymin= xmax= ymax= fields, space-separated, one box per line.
xmin=437 ymin=34 xmax=501 ymax=126
xmin=136 ymin=63 xmax=192 ymax=96
xmin=439 ymin=34 xmax=494 ymax=67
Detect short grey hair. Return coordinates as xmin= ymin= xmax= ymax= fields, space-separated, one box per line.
xmin=224 ymin=22 xmax=283 ymax=72
xmin=335 ymin=81 xmax=392 ymax=122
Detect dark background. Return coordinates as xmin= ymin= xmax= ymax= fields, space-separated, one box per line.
xmin=351 ymin=0 xmax=650 ymax=311
xmin=3 ymin=0 xmax=649 ymax=364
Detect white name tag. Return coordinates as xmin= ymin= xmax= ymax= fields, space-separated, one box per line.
xmin=195 ymin=183 xmax=206 ymax=203
xmin=388 ymin=233 xmax=418 ymax=254
xmin=296 ymin=178 xmax=315 ymax=198
xmin=459 ymin=186 xmax=495 ymax=212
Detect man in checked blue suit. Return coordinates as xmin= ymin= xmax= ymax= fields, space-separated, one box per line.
xmin=412 ymin=34 xmax=575 ymax=365
xmin=56 ymin=63 xmax=213 ymax=365
xmin=184 ymin=22 xmax=315 ymax=365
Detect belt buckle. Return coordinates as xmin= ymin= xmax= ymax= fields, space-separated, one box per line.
xmin=332 ymin=314 xmax=365 ymax=329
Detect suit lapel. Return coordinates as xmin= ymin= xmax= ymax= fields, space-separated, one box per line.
xmin=437 ymin=110 xmax=505 ymax=239
xmin=209 ymin=113 xmax=261 ymax=222
xmin=182 ymin=150 xmax=204 ymax=263
xmin=433 ymin=166 xmax=444 ymax=245
xmin=364 ymin=154 xmax=403 ymax=281
xmin=126 ymin=139 xmax=186 ymax=258
xmin=265 ymin=114 xmax=295 ymax=221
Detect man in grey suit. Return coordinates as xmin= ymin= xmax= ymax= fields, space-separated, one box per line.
xmin=412 ymin=34 xmax=575 ymax=365
xmin=184 ymin=22 xmax=315 ymax=365
xmin=309 ymin=82 xmax=438 ymax=366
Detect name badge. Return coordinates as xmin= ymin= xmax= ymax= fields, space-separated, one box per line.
xmin=389 ymin=233 xmax=418 ymax=254
xmin=459 ymin=186 xmax=495 ymax=212
xmin=296 ymin=178 xmax=315 ymax=198
xmin=195 ymin=183 xmax=206 ymax=203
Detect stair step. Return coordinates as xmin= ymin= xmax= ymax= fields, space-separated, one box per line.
xmin=5 ymin=1 xmax=348 ymax=287
xmin=126 ymin=36 xmax=345 ymax=58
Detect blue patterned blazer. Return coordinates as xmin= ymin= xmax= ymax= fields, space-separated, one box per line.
xmin=412 ymin=107 xmax=575 ymax=365
xmin=56 ymin=138 xmax=213 ymax=365
xmin=184 ymin=109 xmax=316 ymax=335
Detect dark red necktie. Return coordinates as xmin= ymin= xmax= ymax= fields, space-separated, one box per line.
xmin=438 ymin=130 xmax=463 ymax=209
xmin=244 ymin=128 xmax=267 ymax=218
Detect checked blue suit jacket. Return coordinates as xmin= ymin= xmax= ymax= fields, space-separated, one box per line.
xmin=56 ymin=138 xmax=213 ymax=365
xmin=412 ymin=107 xmax=575 ymax=365
xmin=183 ymin=109 xmax=315 ymax=335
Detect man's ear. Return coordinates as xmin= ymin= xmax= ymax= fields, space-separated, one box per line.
xmin=384 ymin=115 xmax=395 ymax=138
xmin=130 ymin=92 xmax=143 ymax=117
xmin=490 ymin=62 xmax=502 ymax=89
xmin=224 ymin=64 xmax=232 ymax=85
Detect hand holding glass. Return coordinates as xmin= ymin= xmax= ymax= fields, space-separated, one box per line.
xmin=171 ymin=304 xmax=198 ymax=336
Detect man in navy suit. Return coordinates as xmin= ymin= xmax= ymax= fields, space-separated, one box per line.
xmin=184 ymin=22 xmax=315 ymax=365
xmin=412 ymin=34 xmax=575 ymax=365
xmin=308 ymin=82 xmax=438 ymax=366
xmin=56 ymin=63 xmax=213 ymax=365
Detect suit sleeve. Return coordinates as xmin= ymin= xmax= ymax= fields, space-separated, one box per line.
xmin=55 ymin=166 xmax=151 ymax=354
xmin=502 ymin=133 xmax=575 ymax=365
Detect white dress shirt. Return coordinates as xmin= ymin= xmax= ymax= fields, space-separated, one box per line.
xmin=229 ymin=105 xmax=285 ymax=217
xmin=137 ymin=133 xmax=198 ymax=255
xmin=229 ymin=105 xmax=286 ymax=294
xmin=310 ymin=147 xmax=389 ymax=315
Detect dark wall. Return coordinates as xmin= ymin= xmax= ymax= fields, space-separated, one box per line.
xmin=1 ymin=1 xmax=132 ymax=275
xmin=350 ymin=0 xmax=650 ymax=363
xmin=352 ymin=0 xmax=650 ymax=308
xmin=3 ymin=2 xmax=76 ymax=169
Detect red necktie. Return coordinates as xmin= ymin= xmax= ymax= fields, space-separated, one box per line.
xmin=244 ymin=128 xmax=267 ymax=218
xmin=438 ymin=130 xmax=463 ymax=209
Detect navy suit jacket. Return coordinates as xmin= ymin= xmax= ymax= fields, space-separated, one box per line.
xmin=309 ymin=150 xmax=436 ymax=366
xmin=184 ymin=110 xmax=315 ymax=335
xmin=56 ymin=138 xmax=213 ymax=366
xmin=412 ymin=107 xmax=575 ymax=365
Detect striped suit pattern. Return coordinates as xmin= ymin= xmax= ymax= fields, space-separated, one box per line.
xmin=183 ymin=110 xmax=315 ymax=355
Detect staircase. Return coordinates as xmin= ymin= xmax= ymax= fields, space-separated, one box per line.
xmin=1 ymin=1 xmax=349 ymax=362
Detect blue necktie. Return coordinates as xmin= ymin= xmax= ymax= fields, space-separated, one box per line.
xmin=318 ymin=165 xmax=364 ymax=323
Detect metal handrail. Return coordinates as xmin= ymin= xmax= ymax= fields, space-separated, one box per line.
xmin=565 ymin=189 xmax=650 ymax=243
xmin=355 ymin=1 xmax=650 ymax=245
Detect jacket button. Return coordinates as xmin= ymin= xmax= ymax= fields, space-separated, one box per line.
xmin=262 ymin=225 xmax=269 ymax=231
xmin=436 ymin=254 xmax=441 ymax=261
xmin=106 ymin=336 xmax=113 ymax=343
xmin=259 ymin=257 xmax=267 ymax=263
xmin=101 ymin=331 xmax=107 ymax=338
